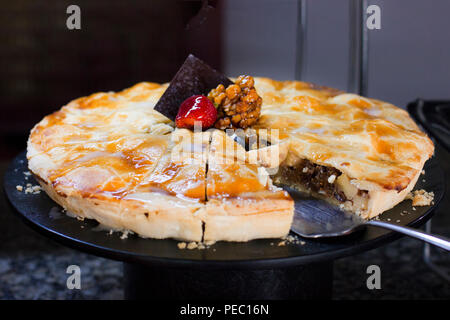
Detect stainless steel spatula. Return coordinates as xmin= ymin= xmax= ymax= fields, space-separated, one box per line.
xmin=289 ymin=190 xmax=450 ymax=251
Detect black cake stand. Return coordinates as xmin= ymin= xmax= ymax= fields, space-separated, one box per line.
xmin=3 ymin=151 xmax=445 ymax=299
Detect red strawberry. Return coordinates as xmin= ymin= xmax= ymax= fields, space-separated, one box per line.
xmin=175 ymin=95 xmax=217 ymax=130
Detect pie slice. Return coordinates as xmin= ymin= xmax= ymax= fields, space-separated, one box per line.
xmin=30 ymin=133 xmax=172 ymax=230
xmin=204 ymin=130 xmax=294 ymax=242
xmin=120 ymin=129 xmax=210 ymax=241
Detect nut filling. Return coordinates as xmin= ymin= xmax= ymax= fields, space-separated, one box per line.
xmin=274 ymin=159 xmax=348 ymax=202
xmin=208 ymin=75 xmax=262 ymax=129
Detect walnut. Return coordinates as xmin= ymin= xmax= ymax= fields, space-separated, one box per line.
xmin=208 ymin=75 xmax=262 ymax=129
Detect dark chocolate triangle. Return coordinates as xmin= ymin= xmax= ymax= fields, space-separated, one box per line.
xmin=154 ymin=54 xmax=233 ymax=121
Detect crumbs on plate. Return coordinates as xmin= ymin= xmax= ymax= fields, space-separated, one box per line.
xmin=177 ymin=234 xmax=306 ymax=250
xmin=279 ymin=234 xmax=305 ymax=246
xmin=16 ymin=183 xmax=42 ymax=194
xmin=177 ymin=240 xmax=216 ymax=250
xmin=406 ymin=189 xmax=435 ymax=207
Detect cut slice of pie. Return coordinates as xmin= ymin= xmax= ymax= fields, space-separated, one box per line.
xmin=204 ymin=130 xmax=294 ymax=242
xmin=121 ymin=129 xmax=210 ymax=241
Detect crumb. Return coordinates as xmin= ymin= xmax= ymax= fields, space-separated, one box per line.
xmin=270 ymin=242 xmax=274 ymax=246
xmin=387 ymin=218 xmax=391 ymax=221
xmin=109 ymin=230 xmax=113 ymax=235
xmin=24 ymin=184 xmax=41 ymax=194
xmin=412 ymin=207 xmax=416 ymax=211
xmin=120 ymin=230 xmax=130 ymax=239
xmin=76 ymin=216 xmax=84 ymax=221
xmin=284 ymin=235 xmax=296 ymax=243
xmin=408 ymin=189 xmax=434 ymax=206
xmin=177 ymin=242 xmax=187 ymax=249
xmin=278 ymin=234 xmax=303 ymax=246
xmin=31 ymin=185 xmax=41 ymax=194
xmin=187 ymin=242 xmax=198 ymax=250
xmin=16 ymin=185 xmax=23 ymax=192
xmin=204 ymin=240 xmax=216 ymax=246
xmin=23 ymin=171 xmax=31 ymax=176
xmin=421 ymin=170 xmax=425 ymax=175
xmin=396 ymin=219 xmax=401 ymax=223
xmin=300 ymin=241 xmax=306 ymax=245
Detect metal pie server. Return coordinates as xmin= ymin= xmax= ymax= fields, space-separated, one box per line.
xmin=289 ymin=193 xmax=450 ymax=251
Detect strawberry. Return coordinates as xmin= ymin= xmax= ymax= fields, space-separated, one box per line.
xmin=175 ymin=95 xmax=217 ymax=130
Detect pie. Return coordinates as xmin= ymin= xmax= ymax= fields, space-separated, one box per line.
xmin=27 ymin=77 xmax=434 ymax=242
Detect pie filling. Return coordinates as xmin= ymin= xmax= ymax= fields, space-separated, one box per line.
xmin=273 ymin=159 xmax=344 ymax=201
xmin=272 ymin=158 xmax=370 ymax=213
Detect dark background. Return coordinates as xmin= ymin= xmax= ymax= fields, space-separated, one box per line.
xmin=0 ymin=0 xmax=223 ymax=159
xmin=0 ymin=0 xmax=449 ymax=299
xmin=2 ymin=0 xmax=450 ymax=159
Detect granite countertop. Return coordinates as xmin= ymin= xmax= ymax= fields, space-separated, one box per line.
xmin=0 ymin=146 xmax=449 ymax=300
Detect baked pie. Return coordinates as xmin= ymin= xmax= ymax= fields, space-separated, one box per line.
xmin=27 ymin=76 xmax=434 ymax=242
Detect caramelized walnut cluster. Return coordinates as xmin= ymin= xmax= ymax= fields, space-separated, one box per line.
xmin=208 ymin=75 xmax=262 ymax=129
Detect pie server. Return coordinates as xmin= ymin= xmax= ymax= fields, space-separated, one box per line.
xmin=289 ymin=193 xmax=450 ymax=251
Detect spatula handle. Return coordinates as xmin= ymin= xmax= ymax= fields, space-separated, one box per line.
xmin=366 ymin=220 xmax=450 ymax=251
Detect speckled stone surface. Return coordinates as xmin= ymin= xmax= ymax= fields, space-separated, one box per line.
xmin=1 ymin=146 xmax=449 ymax=300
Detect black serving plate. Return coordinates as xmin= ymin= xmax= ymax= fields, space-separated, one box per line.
xmin=3 ymin=151 xmax=445 ymax=269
